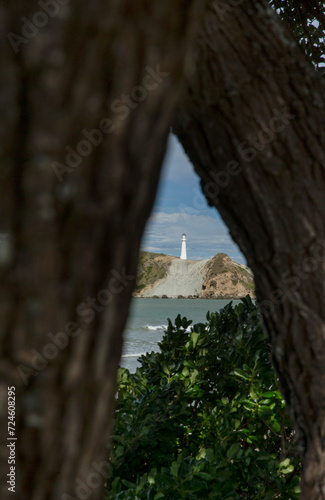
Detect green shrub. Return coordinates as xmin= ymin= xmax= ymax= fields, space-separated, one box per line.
xmin=107 ymin=296 xmax=301 ymax=499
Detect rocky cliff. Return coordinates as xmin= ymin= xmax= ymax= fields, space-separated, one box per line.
xmin=134 ymin=251 xmax=255 ymax=299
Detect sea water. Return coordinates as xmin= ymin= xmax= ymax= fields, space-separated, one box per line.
xmin=121 ymin=298 xmax=241 ymax=372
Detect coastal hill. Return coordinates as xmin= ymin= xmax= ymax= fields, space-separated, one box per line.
xmin=134 ymin=251 xmax=255 ymax=299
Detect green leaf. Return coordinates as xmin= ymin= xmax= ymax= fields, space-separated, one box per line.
xmin=191 ymin=331 xmax=200 ymax=348
xmin=190 ymin=369 xmax=199 ymax=384
xmin=233 ymin=369 xmax=251 ymax=380
xmin=249 ymin=387 xmax=258 ymax=400
xmin=262 ymin=391 xmax=276 ymax=398
xmin=227 ymin=444 xmax=241 ymax=460
xmin=271 ymin=420 xmax=281 ymax=433
xmin=115 ymin=445 xmax=124 ymax=458
xmin=154 ymin=493 xmax=165 ymax=500
xmin=196 ymin=471 xmax=213 ymax=480
xmin=171 ymin=461 xmax=180 ymax=477
xmin=280 ymin=458 xmax=290 ymax=468
xmin=137 ymin=474 xmax=147 ymax=490
xmin=147 ymin=469 xmax=157 ymax=485
xmin=234 ymin=419 xmax=241 ymax=429
xmin=281 ymin=465 xmax=295 ymax=474
xmin=161 ymin=362 xmax=169 ymax=375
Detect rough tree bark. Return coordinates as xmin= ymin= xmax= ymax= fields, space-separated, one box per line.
xmin=0 ymin=1 xmax=205 ymax=498
xmin=173 ymin=0 xmax=325 ymax=498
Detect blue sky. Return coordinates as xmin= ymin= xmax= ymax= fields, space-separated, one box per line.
xmin=141 ymin=135 xmax=245 ymax=264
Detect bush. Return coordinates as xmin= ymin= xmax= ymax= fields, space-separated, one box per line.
xmin=106 ymin=296 xmax=301 ymax=499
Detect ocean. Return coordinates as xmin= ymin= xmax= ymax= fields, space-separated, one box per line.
xmin=121 ymin=298 xmax=241 ymax=372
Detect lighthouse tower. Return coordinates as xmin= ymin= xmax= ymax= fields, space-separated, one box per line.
xmin=180 ymin=234 xmax=187 ymax=260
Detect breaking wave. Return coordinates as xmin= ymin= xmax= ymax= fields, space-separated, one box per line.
xmin=121 ymin=353 xmax=147 ymax=358
xmin=144 ymin=324 xmax=167 ymax=331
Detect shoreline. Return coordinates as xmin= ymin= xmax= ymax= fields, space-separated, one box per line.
xmin=132 ymin=295 xmax=255 ymax=300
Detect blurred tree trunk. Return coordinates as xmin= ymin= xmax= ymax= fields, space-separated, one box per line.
xmin=173 ymin=0 xmax=325 ymax=498
xmin=0 ymin=1 xmax=205 ymax=498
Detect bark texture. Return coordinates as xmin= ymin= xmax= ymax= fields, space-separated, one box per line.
xmin=0 ymin=1 xmax=205 ymax=498
xmin=173 ymin=1 xmax=325 ymax=498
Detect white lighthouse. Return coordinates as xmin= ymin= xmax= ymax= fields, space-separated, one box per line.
xmin=180 ymin=233 xmax=187 ymax=260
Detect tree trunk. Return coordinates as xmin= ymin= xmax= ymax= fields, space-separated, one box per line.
xmin=0 ymin=1 xmax=205 ymax=498
xmin=173 ymin=1 xmax=325 ymax=498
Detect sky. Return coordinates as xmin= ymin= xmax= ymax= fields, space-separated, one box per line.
xmin=141 ymin=135 xmax=245 ymax=264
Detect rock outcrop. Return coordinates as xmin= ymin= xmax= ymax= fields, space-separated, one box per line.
xmin=200 ymin=253 xmax=254 ymax=299
xmin=134 ymin=251 xmax=255 ymax=299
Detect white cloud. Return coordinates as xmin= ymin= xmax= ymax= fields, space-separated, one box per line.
xmin=142 ymin=211 xmax=245 ymax=263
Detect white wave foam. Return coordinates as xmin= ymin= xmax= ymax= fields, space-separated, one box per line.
xmin=122 ymin=353 xmax=147 ymax=358
xmin=145 ymin=325 xmax=167 ymax=331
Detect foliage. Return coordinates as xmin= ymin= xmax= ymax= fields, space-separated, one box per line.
xmin=270 ymin=0 xmax=325 ymax=68
xmin=106 ymin=297 xmax=301 ymax=499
